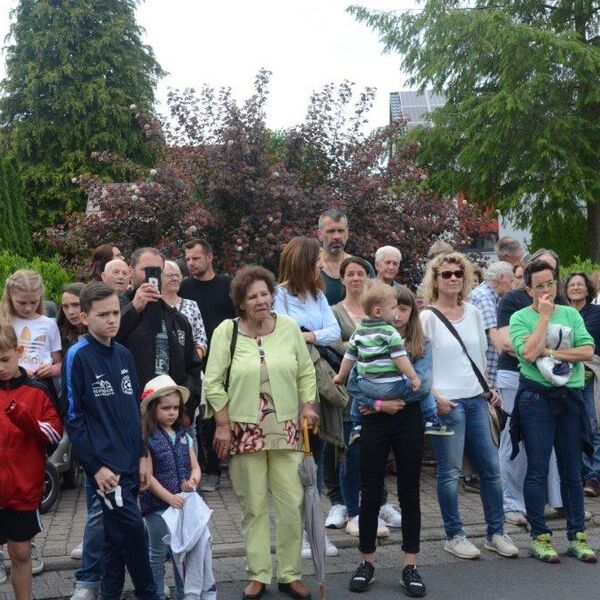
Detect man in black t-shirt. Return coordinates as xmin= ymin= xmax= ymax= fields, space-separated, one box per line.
xmin=180 ymin=238 xmax=235 ymax=492
xmin=496 ymin=250 xmax=566 ymax=526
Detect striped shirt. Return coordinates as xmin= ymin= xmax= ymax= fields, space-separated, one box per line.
xmin=345 ymin=319 xmax=408 ymax=382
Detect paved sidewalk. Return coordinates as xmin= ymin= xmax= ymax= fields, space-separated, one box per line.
xmin=2 ymin=465 xmax=600 ymax=599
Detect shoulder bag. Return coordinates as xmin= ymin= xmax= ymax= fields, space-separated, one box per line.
xmin=423 ymin=306 xmax=508 ymax=431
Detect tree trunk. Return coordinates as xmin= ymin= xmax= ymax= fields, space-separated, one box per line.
xmin=587 ymin=201 xmax=600 ymax=262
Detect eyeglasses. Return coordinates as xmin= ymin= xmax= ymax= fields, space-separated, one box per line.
xmin=531 ymin=280 xmax=557 ymax=291
xmin=163 ymin=273 xmax=182 ymax=279
xmin=439 ymin=269 xmax=464 ymax=280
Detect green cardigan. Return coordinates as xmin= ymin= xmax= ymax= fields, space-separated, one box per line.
xmin=204 ymin=314 xmax=317 ymax=422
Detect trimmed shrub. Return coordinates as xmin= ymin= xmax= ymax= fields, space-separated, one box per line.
xmin=560 ymin=257 xmax=600 ymax=280
xmin=0 ymin=251 xmax=74 ymax=306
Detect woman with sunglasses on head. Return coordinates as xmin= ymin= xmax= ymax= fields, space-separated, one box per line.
xmin=420 ymin=252 xmax=519 ymax=560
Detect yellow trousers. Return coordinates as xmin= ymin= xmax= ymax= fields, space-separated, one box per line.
xmin=229 ymin=449 xmax=304 ymax=583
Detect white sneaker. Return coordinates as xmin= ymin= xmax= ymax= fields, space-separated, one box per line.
xmin=70 ymin=588 xmax=98 ymax=600
xmin=376 ymin=518 xmax=390 ymax=538
xmin=301 ymin=532 xmax=312 ymax=559
xmin=484 ymin=533 xmax=519 ymax=557
xmin=0 ymin=551 xmax=7 ymax=585
xmin=31 ymin=543 xmax=44 ymax=575
xmin=301 ymin=532 xmax=338 ymax=558
xmin=70 ymin=542 xmax=83 ymax=560
xmin=325 ymin=504 xmax=348 ymax=529
xmin=379 ymin=503 xmax=402 ymax=528
xmin=325 ymin=535 xmax=338 ymax=557
xmin=505 ymin=511 xmax=528 ymax=526
xmin=345 ymin=515 xmax=360 ymax=537
xmin=444 ymin=535 xmax=481 ymax=559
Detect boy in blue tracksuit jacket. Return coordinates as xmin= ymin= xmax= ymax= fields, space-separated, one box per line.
xmin=63 ymin=282 xmax=158 ymax=600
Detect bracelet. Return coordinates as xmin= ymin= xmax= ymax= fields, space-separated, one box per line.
xmin=374 ymin=400 xmax=383 ymax=411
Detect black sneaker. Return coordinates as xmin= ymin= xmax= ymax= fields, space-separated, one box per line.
xmin=401 ymin=565 xmax=426 ymax=597
xmin=349 ymin=561 xmax=375 ymax=592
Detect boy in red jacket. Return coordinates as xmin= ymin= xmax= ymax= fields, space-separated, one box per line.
xmin=0 ymin=324 xmax=62 ymax=600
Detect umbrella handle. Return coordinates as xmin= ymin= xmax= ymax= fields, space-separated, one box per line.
xmin=302 ymin=418 xmax=311 ymax=457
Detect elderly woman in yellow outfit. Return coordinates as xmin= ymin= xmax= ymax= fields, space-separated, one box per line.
xmin=205 ymin=265 xmax=318 ymax=600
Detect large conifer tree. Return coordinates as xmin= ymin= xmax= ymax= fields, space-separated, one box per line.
xmin=0 ymin=0 xmax=164 ymax=226
xmin=0 ymin=154 xmax=32 ymax=257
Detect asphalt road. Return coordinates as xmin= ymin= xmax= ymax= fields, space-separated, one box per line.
xmin=216 ymin=557 xmax=600 ymax=600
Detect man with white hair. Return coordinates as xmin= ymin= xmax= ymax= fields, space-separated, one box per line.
xmin=375 ymin=246 xmax=402 ymax=290
xmin=101 ymin=258 xmax=131 ymax=295
xmin=469 ymin=261 xmax=514 ymax=387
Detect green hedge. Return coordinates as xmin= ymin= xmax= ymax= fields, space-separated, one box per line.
xmin=0 ymin=251 xmax=74 ymax=306
xmin=560 ymin=257 xmax=600 ymax=280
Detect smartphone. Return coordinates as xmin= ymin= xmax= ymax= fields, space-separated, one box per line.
xmin=144 ymin=266 xmax=162 ymax=292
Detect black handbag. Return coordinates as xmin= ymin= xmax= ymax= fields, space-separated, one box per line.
xmin=423 ymin=306 xmax=509 ymax=431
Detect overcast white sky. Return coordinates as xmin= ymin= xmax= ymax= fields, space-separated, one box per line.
xmin=0 ymin=0 xmax=418 ymax=131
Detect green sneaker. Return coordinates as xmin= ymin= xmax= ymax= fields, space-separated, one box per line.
xmin=566 ymin=532 xmax=597 ymax=563
xmin=530 ymin=533 xmax=560 ymax=563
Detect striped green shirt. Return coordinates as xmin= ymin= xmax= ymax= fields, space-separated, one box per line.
xmin=345 ymin=319 xmax=407 ymax=382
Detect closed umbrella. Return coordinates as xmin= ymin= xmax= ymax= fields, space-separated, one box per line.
xmin=299 ymin=418 xmax=327 ymax=599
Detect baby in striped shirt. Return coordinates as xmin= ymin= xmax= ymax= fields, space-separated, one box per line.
xmin=334 ymin=281 xmax=453 ymax=436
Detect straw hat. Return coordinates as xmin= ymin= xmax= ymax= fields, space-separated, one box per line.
xmin=140 ymin=374 xmax=189 ymax=414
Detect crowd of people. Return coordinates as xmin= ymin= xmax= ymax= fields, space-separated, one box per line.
xmin=1 ymin=209 xmax=600 ymax=600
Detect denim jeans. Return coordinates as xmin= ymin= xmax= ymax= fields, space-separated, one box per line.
xmin=432 ymin=395 xmax=504 ymax=540
xmin=581 ymin=380 xmax=600 ymax=483
xmin=74 ymin=477 xmax=104 ymax=591
xmin=145 ymin=512 xmax=184 ymax=600
xmin=497 ymin=370 xmax=563 ymax=514
xmin=310 ymin=433 xmax=326 ymax=495
xmin=339 ymin=421 xmax=361 ymax=517
xmin=518 ymin=388 xmax=586 ymax=540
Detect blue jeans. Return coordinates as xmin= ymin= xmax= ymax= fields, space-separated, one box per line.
xmin=432 ymin=395 xmax=504 ymax=540
xmin=74 ymin=477 xmax=104 ymax=590
xmin=310 ymin=433 xmax=326 ymax=495
xmin=582 ymin=380 xmax=600 ymax=483
xmin=145 ymin=512 xmax=184 ymax=600
xmin=351 ymin=375 xmax=436 ymax=422
xmin=518 ymin=388 xmax=586 ymax=540
xmin=339 ymin=421 xmax=361 ymax=517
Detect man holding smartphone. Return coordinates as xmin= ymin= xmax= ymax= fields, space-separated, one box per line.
xmin=116 ymin=247 xmax=202 ymax=422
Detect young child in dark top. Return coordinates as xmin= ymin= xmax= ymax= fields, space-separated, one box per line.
xmin=0 ymin=324 xmax=62 ymax=600
xmin=63 ymin=281 xmax=158 ymax=600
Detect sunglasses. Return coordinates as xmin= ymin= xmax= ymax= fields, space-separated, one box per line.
xmin=439 ymin=269 xmax=464 ymax=280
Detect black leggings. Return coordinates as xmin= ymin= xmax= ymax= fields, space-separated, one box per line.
xmin=359 ymin=403 xmax=423 ymax=554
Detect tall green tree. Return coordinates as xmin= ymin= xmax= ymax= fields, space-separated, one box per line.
xmin=0 ymin=0 xmax=164 ymax=226
xmin=349 ymin=1 xmax=600 ymax=260
xmin=0 ymin=154 xmax=32 ymax=257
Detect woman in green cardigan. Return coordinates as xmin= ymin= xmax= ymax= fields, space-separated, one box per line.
xmin=205 ymin=265 xmax=319 ymax=600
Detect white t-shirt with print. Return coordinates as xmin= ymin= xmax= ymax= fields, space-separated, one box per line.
xmin=12 ymin=315 xmax=62 ymax=373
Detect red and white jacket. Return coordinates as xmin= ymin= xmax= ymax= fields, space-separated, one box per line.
xmin=0 ymin=368 xmax=63 ymax=510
